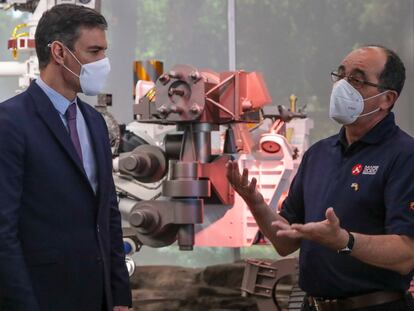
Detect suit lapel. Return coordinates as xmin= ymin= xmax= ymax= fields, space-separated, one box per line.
xmin=77 ymin=99 xmax=107 ymax=206
xmin=28 ymin=82 xmax=91 ymax=188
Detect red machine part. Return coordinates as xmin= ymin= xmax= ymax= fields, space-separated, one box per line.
xmin=8 ymin=38 xmax=36 ymax=50
xmin=261 ymin=140 xmax=281 ymax=154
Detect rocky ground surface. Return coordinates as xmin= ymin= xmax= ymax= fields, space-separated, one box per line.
xmin=129 ymin=262 xmax=414 ymax=311
xmin=129 ymin=263 xmax=266 ymax=311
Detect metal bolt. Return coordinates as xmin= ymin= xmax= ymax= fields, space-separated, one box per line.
xmin=242 ymin=99 xmax=253 ymax=111
xmin=189 ymin=71 xmax=201 ymax=82
xmin=124 ymin=156 xmax=138 ymax=171
xmin=159 ymin=74 xmax=170 ymax=85
xmin=157 ymin=105 xmax=168 ymax=115
xmin=130 ymin=211 xmax=146 ymax=227
xmin=190 ymin=104 xmax=201 ymax=114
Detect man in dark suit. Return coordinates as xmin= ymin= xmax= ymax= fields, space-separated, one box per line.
xmin=0 ymin=4 xmax=132 ymax=311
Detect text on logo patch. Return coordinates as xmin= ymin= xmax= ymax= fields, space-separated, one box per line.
xmin=362 ymin=165 xmax=379 ymax=175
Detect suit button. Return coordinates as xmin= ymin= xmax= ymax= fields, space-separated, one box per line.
xmin=97 ymin=256 xmax=102 ymax=263
xmin=97 ymin=225 xmax=100 ymax=233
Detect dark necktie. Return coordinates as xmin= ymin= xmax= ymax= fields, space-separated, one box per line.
xmin=65 ymin=103 xmax=83 ymax=162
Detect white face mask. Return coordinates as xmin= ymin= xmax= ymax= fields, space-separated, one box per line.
xmin=62 ymin=46 xmax=111 ymax=96
xmin=329 ymin=79 xmax=388 ymax=125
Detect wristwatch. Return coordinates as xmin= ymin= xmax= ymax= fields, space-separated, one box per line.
xmin=337 ymin=231 xmax=355 ymax=255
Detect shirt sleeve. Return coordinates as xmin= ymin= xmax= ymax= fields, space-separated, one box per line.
xmin=279 ymin=150 xmax=308 ymax=225
xmin=384 ymin=148 xmax=414 ymax=237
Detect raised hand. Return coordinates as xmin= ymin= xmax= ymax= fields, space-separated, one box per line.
xmin=225 ymin=160 xmax=264 ymax=205
xmin=273 ymin=207 xmax=349 ymax=251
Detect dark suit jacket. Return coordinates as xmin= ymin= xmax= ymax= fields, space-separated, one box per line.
xmin=0 ymin=82 xmax=132 ymax=311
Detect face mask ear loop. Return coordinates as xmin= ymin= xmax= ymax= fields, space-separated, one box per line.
xmin=48 ymin=42 xmax=83 ymax=78
xmin=61 ymin=63 xmax=81 ymax=78
xmin=48 ymin=42 xmax=83 ymax=67
xmin=61 ymin=45 xmax=82 ymax=78
xmin=363 ymin=90 xmax=389 ymax=102
xmin=357 ymin=90 xmax=388 ymax=119
xmin=358 ymin=107 xmax=381 ymax=118
xmin=62 ymin=45 xmax=83 ymax=67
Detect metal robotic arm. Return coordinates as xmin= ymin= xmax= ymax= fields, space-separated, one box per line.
xmin=114 ymin=64 xmax=274 ymax=251
xmin=114 ymin=64 xmax=314 ymax=255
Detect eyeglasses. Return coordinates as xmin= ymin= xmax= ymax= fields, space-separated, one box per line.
xmin=330 ymin=71 xmax=389 ymax=90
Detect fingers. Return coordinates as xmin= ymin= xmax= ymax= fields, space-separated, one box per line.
xmin=272 ymin=220 xmax=290 ymax=230
xmin=241 ymin=168 xmax=249 ymax=186
xmin=291 ymin=222 xmax=321 ymax=235
xmin=225 ymin=161 xmax=259 ymax=199
xmin=226 ymin=160 xmax=240 ymax=184
xmin=287 ymin=222 xmax=328 ymax=243
xmin=325 ymin=207 xmax=339 ymax=226
xmin=273 ymin=220 xmax=304 ymax=239
xmin=287 ymin=211 xmax=344 ymax=250
xmin=291 ymin=223 xmax=312 ymax=234
xmin=249 ymin=177 xmax=257 ymax=192
xmin=276 ymin=228 xmax=304 ymax=239
xmin=226 ymin=161 xmax=252 ymax=188
xmin=277 ymin=230 xmax=304 ymax=239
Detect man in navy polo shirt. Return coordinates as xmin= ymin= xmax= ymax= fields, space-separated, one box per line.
xmin=227 ymin=45 xmax=414 ymax=311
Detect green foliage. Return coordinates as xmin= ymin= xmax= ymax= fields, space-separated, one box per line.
xmin=134 ymin=245 xmax=239 ymax=267
xmin=132 ymin=0 xmax=228 ymax=70
xmin=133 ymin=244 xmax=283 ymax=268
xmin=234 ymin=0 xmax=409 ymax=141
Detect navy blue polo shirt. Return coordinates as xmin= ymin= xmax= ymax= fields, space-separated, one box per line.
xmin=280 ymin=112 xmax=414 ymax=298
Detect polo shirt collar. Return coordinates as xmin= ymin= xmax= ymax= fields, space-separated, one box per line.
xmin=333 ymin=112 xmax=397 ymax=147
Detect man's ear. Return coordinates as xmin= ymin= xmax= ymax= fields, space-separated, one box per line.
xmin=49 ymin=41 xmax=65 ymax=65
xmin=380 ymin=90 xmax=398 ymax=111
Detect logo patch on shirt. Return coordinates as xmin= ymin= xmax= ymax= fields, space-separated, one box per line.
xmin=351 ymin=183 xmax=359 ymax=191
xmin=362 ymin=165 xmax=379 ymax=175
xmin=351 ymin=164 xmax=363 ymax=176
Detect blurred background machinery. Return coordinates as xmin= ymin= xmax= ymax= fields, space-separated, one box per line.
xmin=114 ymin=62 xmax=313 ymax=256
xmin=112 ymin=63 xmax=312 ymax=310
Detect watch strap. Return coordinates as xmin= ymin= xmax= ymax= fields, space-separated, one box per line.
xmin=337 ymin=231 xmax=355 ymax=254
